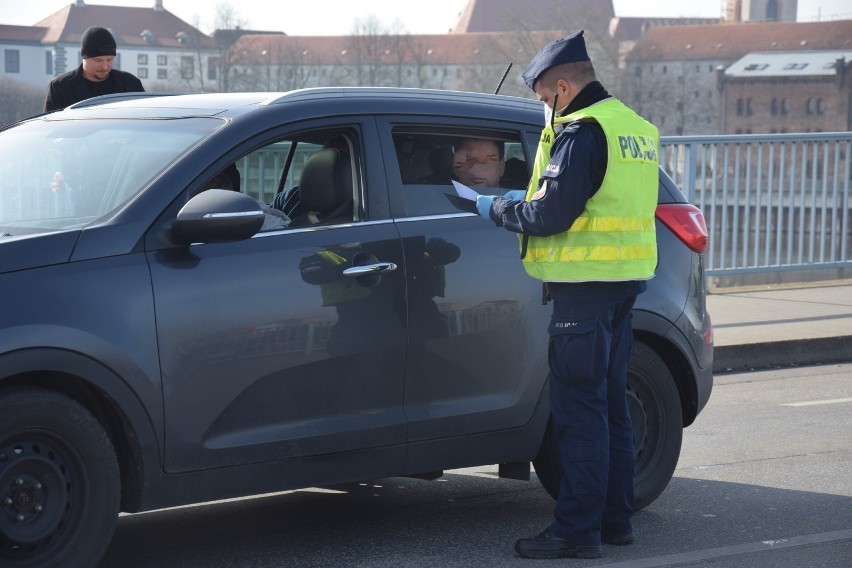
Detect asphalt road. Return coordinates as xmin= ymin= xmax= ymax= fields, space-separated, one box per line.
xmin=98 ymin=363 xmax=852 ymax=567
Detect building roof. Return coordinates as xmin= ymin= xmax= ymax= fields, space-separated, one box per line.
xmin=0 ymin=24 xmax=47 ymax=43
xmin=726 ymin=50 xmax=852 ymax=77
xmin=232 ymin=31 xmax=565 ymax=67
xmin=627 ymin=19 xmax=852 ymax=62
xmin=34 ymin=2 xmax=214 ymax=49
xmin=450 ymin=0 xmax=613 ymax=33
xmin=608 ymin=17 xmax=720 ymax=42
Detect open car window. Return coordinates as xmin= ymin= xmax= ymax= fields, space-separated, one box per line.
xmin=391 ymin=128 xmax=528 ymax=218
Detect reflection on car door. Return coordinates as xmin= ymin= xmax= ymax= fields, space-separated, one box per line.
xmin=148 ymin=155 xmax=407 ymax=473
xmin=378 ymin=118 xmax=552 ymax=442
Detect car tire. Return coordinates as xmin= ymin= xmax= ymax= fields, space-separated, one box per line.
xmin=532 ymin=340 xmax=683 ymax=510
xmin=0 ymin=387 xmax=120 ymax=568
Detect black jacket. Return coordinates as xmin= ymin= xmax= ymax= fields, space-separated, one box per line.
xmin=44 ymin=65 xmax=144 ymax=112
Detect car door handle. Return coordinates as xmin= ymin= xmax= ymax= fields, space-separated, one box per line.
xmin=342 ymin=262 xmax=398 ymax=277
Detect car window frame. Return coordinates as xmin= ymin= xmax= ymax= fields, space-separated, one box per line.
xmin=374 ymin=116 xmax=534 ymax=220
xmin=145 ymin=117 xmax=388 ymax=251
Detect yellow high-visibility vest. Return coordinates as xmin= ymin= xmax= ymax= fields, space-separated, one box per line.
xmin=521 ymin=98 xmax=659 ymax=282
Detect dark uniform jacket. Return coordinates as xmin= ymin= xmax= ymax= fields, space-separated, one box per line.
xmin=44 ymin=65 xmax=144 ymax=112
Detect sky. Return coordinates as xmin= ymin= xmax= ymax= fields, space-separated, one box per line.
xmin=1 ymin=0 xmax=850 ymax=35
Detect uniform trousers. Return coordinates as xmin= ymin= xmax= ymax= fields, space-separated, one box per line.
xmin=545 ymin=282 xmax=640 ymax=545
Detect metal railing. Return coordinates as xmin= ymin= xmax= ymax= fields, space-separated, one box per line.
xmin=660 ymin=132 xmax=852 ymax=277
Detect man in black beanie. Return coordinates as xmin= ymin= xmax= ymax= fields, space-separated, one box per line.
xmin=44 ymin=26 xmax=144 ymax=112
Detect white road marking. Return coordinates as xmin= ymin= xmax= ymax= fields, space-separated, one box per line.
xmin=595 ymin=529 xmax=852 ymax=568
xmin=783 ymin=397 xmax=852 ymax=407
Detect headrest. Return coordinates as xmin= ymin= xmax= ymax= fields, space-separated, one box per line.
xmin=298 ymin=148 xmax=351 ymax=213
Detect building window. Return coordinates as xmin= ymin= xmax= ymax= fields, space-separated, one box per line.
xmin=781 ymin=99 xmax=789 ymax=115
xmin=816 ymin=98 xmax=825 ymax=114
xmin=771 ymin=99 xmax=778 ymax=116
xmin=208 ymin=57 xmax=218 ymax=81
xmin=180 ymin=56 xmax=194 ymax=80
xmin=766 ymin=0 xmax=778 ymax=20
xmin=138 ymin=54 xmax=148 ymax=65
xmin=157 ymin=55 xmax=167 ymax=66
xmin=138 ymin=68 xmax=148 ymax=78
xmin=662 ymin=65 xmax=667 ymax=74
xmin=736 ymin=98 xmax=744 ymax=116
xmin=4 ymin=49 xmax=20 ymax=73
xmin=45 ymin=51 xmax=53 ymax=75
xmin=746 ymin=98 xmax=753 ymax=116
xmin=157 ymin=68 xmax=167 ymax=80
xmin=806 ymin=97 xmax=814 ymax=114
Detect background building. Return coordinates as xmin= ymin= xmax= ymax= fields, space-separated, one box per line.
xmin=719 ymin=50 xmax=851 ymax=133
xmin=1 ymin=0 xmax=851 ymax=135
xmin=622 ymin=20 xmax=852 ymax=135
xmin=726 ymin=0 xmax=798 ymax=22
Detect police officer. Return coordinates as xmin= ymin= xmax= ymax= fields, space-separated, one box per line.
xmin=474 ymin=31 xmax=659 ymax=559
xmin=44 ymin=26 xmax=144 ymax=112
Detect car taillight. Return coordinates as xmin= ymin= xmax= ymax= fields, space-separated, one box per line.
xmin=655 ymin=203 xmax=708 ymax=254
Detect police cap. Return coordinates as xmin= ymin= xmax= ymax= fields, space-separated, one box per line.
xmin=522 ymin=30 xmax=590 ymax=91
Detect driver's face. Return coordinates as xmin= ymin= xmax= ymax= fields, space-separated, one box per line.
xmin=453 ymin=140 xmax=505 ymax=188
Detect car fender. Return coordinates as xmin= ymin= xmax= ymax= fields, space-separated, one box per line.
xmin=0 ymin=343 xmax=162 ymax=512
xmin=631 ymin=309 xmax=705 ymax=425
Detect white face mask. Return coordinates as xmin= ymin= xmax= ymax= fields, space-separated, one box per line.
xmin=544 ymin=92 xmax=561 ymax=130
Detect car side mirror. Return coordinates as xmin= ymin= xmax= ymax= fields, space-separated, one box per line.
xmin=172 ymin=189 xmax=264 ymax=243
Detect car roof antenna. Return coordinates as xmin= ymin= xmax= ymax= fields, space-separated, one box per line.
xmin=494 ymin=62 xmax=513 ymax=95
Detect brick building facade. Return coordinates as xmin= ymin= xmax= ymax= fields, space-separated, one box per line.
xmin=623 ymin=20 xmax=852 ymax=135
xmin=719 ymin=50 xmax=851 ymax=133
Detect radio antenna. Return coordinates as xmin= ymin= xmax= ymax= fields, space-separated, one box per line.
xmin=494 ymin=62 xmax=513 ymax=94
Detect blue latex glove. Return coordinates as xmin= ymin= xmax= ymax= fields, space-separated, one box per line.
xmin=476 ymin=195 xmax=497 ymax=221
xmin=502 ymin=189 xmax=527 ymax=201
xmin=476 ymin=194 xmax=496 ymax=220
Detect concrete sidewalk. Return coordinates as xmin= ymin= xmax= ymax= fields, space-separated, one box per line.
xmin=707 ymin=279 xmax=852 ymax=373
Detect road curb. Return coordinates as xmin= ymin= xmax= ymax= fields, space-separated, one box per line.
xmin=714 ymin=336 xmax=852 ymax=373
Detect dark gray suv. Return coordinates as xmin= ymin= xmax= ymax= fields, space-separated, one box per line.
xmin=0 ymin=88 xmax=712 ymax=568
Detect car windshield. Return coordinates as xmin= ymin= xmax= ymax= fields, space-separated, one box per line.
xmin=0 ymin=117 xmax=222 ymax=231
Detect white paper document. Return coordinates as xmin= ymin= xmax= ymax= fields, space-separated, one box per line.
xmin=451 ymin=180 xmax=480 ymax=201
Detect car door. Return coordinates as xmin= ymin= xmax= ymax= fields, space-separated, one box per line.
xmin=376 ymin=116 xmax=552 ymax=441
xmin=147 ymin=121 xmax=408 ymax=472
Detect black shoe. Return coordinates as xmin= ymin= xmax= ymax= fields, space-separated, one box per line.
xmin=514 ymin=530 xmax=602 ymax=559
xmin=602 ymin=532 xmax=634 ymax=546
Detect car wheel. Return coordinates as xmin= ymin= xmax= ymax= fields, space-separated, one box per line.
xmin=532 ymin=341 xmax=683 ymax=510
xmin=0 ymin=387 xmax=120 ymax=568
